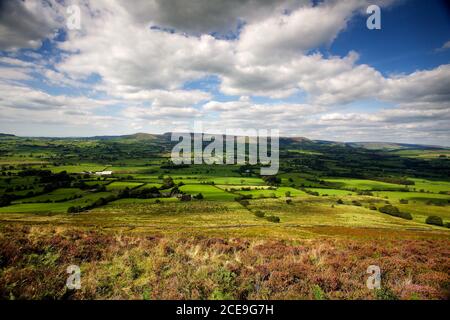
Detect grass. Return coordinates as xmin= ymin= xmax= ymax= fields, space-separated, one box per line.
xmin=236 ymin=187 xmax=306 ymax=198
xmin=0 ymin=192 xmax=113 ymax=213
xmin=175 ymin=176 xmax=266 ymax=185
xmin=108 ymin=197 xmax=178 ymax=205
xmin=49 ymin=164 xmax=109 ymax=173
xmin=409 ymin=178 xmax=450 ymax=193
xmin=0 ymin=224 xmax=448 ymax=300
xmin=375 ymin=191 xmax=450 ymax=203
xmin=1 ymin=196 xmax=447 ymax=240
xmin=179 ymin=185 xmax=237 ymax=201
xmin=1 ymin=135 xmax=449 ymax=300
xmin=107 ymin=181 xmax=144 ymax=191
xmin=304 ymin=188 xmax=355 ymax=196
xmin=324 ymin=178 xmax=408 ymax=191
xmin=13 ymin=188 xmax=85 ymax=203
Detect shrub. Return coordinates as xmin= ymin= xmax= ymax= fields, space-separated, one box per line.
xmin=179 ymin=194 xmax=191 ymax=202
xmin=162 ymin=176 xmax=175 ymax=189
xmin=254 ymin=211 xmax=265 ymax=218
xmin=0 ymin=195 xmax=11 ymax=207
xmin=379 ymin=205 xmax=400 ymax=215
xmin=238 ymin=200 xmax=249 ymax=206
xmin=399 ymin=199 xmax=409 ymax=204
xmin=352 ymin=200 xmax=362 ymax=206
xmin=266 ymin=215 xmax=280 ymax=223
xmin=262 ymin=175 xmax=281 ymax=186
xmin=312 ymin=285 xmax=327 ymax=300
xmin=67 ymin=206 xmax=76 ymax=213
xmin=425 ymin=216 xmax=444 ymax=226
xmin=193 ymin=193 xmax=204 ymax=200
xmin=210 ymin=267 xmax=236 ymax=300
xmin=375 ymin=287 xmax=398 ymax=300
xmin=67 ymin=206 xmax=82 ymax=214
xmin=337 ymin=199 xmax=344 ymax=205
xmin=444 ymin=222 xmax=450 ymax=228
xmin=379 ymin=205 xmax=412 ymax=220
xmin=304 ymin=189 xmax=319 ymax=196
xmin=286 ymin=199 xmax=292 ymax=204
xmin=285 ymin=191 xmax=291 ymax=197
xmin=369 ymin=205 xmax=377 ymax=210
xmin=398 ymin=211 xmax=413 ymax=220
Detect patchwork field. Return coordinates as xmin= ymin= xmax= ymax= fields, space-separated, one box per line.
xmin=0 ymin=134 xmax=449 ymax=300
xmin=323 ymin=178 xmax=408 ymax=191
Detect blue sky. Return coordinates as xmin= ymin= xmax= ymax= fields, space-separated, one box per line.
xmin=0 ymin=0 xmax=449 ymax=145
xmin=331 ymin=0 xmax=450 ymax=73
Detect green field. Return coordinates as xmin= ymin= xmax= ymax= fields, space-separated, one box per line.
xmin=236 ymin=186 xmax=306 ymax=198
xmin=0 ymin=133 xmax=449 ymax=300
xmin=409 ymin=178 xmax=450 ymax=193
xmin=107 ymin=181 xmax=144 ymax=191
xmin=174 ymin=176 xmax=266 ymax=185
xmin=324 ymin=178 xmax=408 ymax=191
xmin=305 ymin=188 xmax=356 ymax=196
xmin=13 ymin=188 xmax=85 ymax=203
xmin=0 ymin=192 xmax=113 ymax=213
xmin=179 ymin=184 xmax=237 ymax=201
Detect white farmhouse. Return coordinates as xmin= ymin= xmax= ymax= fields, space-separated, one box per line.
xmin=94 ymin=170 xmax=113 ymax=176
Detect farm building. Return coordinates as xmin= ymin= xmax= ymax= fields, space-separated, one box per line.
xmin=94 ymin=171 xmax=113 ymax=176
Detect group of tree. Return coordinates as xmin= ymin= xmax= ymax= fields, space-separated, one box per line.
xmin=378 ymin=205 xmax=413 ymax=220
xmin=262 ymin=175 xmax=281 ymax=186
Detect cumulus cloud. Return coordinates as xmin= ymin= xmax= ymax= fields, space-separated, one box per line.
xmin=0 ymin=0 xmax=448 ymax=145
xmin=0 ymin=81 xmax=116 ymax=111
xmin=119 ymin=0 xmax=306 ymax=35
xmin=380 ymin=65 xmax=450 ymax=104
xmin=55 ymin=0 xmax=379 ymax=100
xmin=0 ymin=0 xmax=62 ymax=50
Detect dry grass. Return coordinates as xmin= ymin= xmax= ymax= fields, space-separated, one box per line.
xmin=0 ymin=224 xmax=448 ymax=300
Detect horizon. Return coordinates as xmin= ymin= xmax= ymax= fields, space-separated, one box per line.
xmin=1 ymin=130 xmax=449 ymax=148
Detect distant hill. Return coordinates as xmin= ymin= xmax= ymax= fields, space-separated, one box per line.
xmin=0 ymin=132 xmax=448 ymax=150
xmin=123 ymin=133 xmax=159 ymax=140
xmin=346 ymin=141 xmax=448 ymax=150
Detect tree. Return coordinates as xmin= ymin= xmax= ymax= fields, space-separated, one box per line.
xmin=179 ymin=194 xmax=191 ymax=202
xmin=194 ymin=193 xmax=204 ymax=200
xmin=262 ymin=175 xmax=281 ymax=186
xmin=0 ymin=195 xmax=11 ymax=207
xmin=162 ymin=176 xmax=175 ymax=189
xmin=425 ymin=216 xmax=443 ymax=226
xmin=266 ymin=215 xmax=280 ymax=223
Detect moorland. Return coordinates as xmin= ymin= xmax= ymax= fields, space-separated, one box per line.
xmin=0 ymin=132 xmax=449 ymax=300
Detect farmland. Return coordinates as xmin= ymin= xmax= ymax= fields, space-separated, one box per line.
xmin=0 ymin=133 xmax=449 ymax=300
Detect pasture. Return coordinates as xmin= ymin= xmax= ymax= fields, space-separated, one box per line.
xmin=0 ymin=133 xmax=449 ymax=300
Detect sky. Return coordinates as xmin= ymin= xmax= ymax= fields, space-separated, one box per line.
xmin=0 ymin=0 xmax=449 ymax=145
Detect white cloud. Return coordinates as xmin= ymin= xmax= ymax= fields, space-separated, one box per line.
xmin=0 ymin=0 xmax=62 ymax=50
xmin=118 ymin=0 xmax=306 ymax=35
xmin=0 ymin=0 xmax=449 ymax=145
xmin=380 ymin=65 xmax=450 ymax=104
xmin=436 ymin=40 xmax=450 ymax=52
xmin=0 ymin=81 xmax=116 ymax=111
